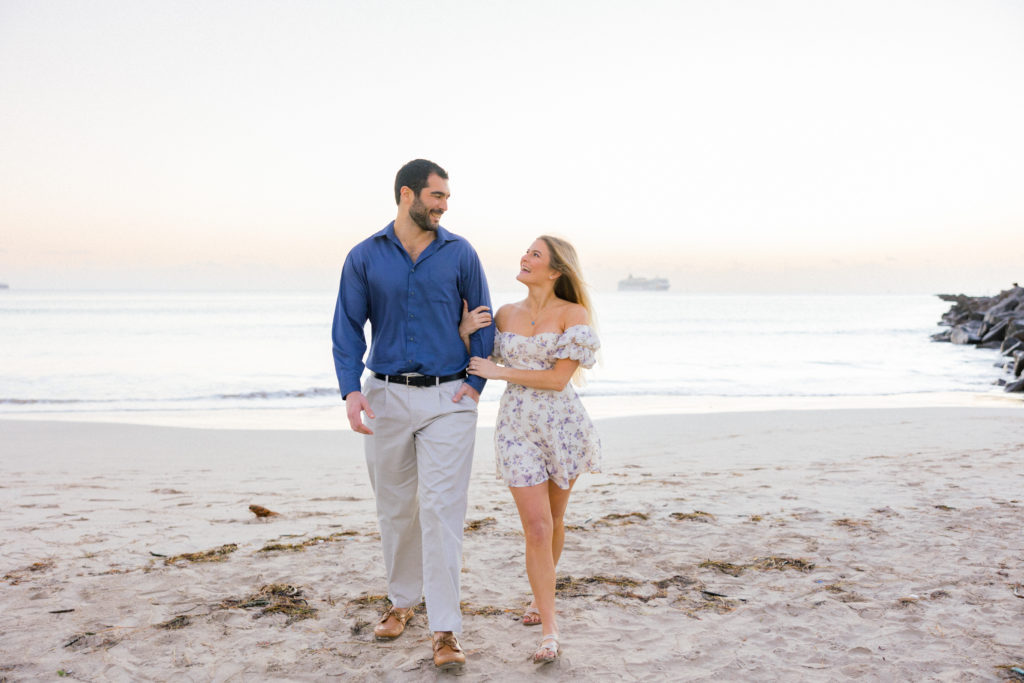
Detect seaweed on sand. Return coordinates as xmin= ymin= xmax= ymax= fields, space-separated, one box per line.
xmin=670 ymin=511 xmax=716 ymax=522
xmin=258 ymin=543 xmax=305 ymax=553
xmin=459 ymin=601 xmax=514 ymax=616
xmin=751 ymin=556 xmax=815 ymax=572
xmin=653 ymin=575 xmax=700 ymax=590
xmin=699 ymin=560 xmax=747 ymax=577
xmin=464 ymin=517 xmax=497 ymax=532
xmin=822 ymin=582 xmax=867 ymax=603
xmin=157 ymin=615 xmax=191 ymax=630
xmin=699 ymin=556 xmax=814 ymax=576
xmin=594 ymin=512 xmax=649 ymax=527
xmin=165 ymin=544 xmax=238 ymax=565
xmin=220 ymin=584 xmax=317 ymax=625
xmin=556 ymin=574 xmax=642 ymax=598
xmin=833 ymin=518 xmax=871 ymax=528
xmin=3 ymin=559 xmax=56 ymax=585
xmin=257 ymin=531 xmax=358 ymax=553
xmin=346 ymin=593 xmax=390 ymax=608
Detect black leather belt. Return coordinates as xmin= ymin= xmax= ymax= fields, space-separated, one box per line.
xmin=372 ymin=370 xmax=467 ymax=387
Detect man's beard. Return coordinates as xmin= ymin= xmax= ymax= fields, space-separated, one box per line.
xmin=410 ymin=197 xmax=439 ymax=232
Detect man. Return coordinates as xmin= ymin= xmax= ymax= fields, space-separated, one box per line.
xmin=332 ymin=159 xmax=494 ymax=669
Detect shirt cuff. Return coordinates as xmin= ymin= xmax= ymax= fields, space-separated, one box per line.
xmin=341 ymin=379 xmax=362 ymax=399
xmin=465 ymin=374 xmax=486 ymax=394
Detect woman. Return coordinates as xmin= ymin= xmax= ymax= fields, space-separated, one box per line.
xmin=461 ymin=235 xmax=601 ymax=664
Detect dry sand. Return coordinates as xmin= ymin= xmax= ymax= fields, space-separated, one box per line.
xmin=1 ymin=407 xmax=1023 ymax=681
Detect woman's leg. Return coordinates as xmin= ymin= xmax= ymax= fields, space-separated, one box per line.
xmin=510 ymin=483 xmax=558 ymax=635
xmin=513 ymin=478 xmax=577 ymax=633
xmin=548 ymin=477 xmax=576 ymax=570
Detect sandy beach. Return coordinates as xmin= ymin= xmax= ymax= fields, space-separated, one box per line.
xmin=2 ymin=406 xmax=1023 ymax=681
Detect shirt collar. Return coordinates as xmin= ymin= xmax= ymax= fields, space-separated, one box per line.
xmin=375 ymin=221 xmax=458 ymax=246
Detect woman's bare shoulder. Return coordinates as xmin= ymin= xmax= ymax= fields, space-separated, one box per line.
xmin=558 ymin=301 xmax=589 ymax=327
xmin=494 ymin=302 xmax=523 ymax=326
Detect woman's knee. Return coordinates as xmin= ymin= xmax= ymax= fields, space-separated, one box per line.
xmin=521 ymin=516 xmax=554 ymax=545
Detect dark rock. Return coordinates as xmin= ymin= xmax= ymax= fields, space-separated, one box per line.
xmin=981 ymin=318 xmax=1009 ymax=343
xmin=1004 ymin=318 xmax=1024 ymax=346
xmin=935 ymin=285 xmax=1024 ymax=391
xmin=982 ymin=290 xmax=1022 ymax=324
xmin=1005 ymin=378 xmax=1024 ymax=393
xmin=950 ymin=320 xmax=983 ymax=345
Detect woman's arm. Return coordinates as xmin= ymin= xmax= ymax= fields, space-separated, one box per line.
xmin=459 ymin=299 xmax=492 ymax=352
xmin=467 ymin=356 xmax=580 ymax=392
xmin=467 ymin=302 xmax=588 ymax=391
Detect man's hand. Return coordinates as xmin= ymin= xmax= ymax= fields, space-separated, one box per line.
xmin=345 ymin=391 xmax=375 ymax=434
xmin=453 ymin=382 xmax=480 ymax=404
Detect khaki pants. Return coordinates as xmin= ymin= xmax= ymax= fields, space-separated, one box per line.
xmin=362 ymin=375 xmax=478 ymax=633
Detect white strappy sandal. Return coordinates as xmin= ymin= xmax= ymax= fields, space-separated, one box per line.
xmin=533 ymin=633 xmax=559 ymax=664
xmin=522 ymin=606 xmax=542 ymax=626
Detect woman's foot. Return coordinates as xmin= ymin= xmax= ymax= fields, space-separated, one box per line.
xmin=533 ymin=633 xmax=559 ymax=664
xmin=522 ymin=604 xmax=542 ymax=626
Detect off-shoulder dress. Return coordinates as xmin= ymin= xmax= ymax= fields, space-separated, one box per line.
xmin=491 ymin=324 xmax=602 ymax=489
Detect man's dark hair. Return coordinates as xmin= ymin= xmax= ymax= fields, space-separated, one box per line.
xmin=394 ymin=159 xmax=448 ymax=205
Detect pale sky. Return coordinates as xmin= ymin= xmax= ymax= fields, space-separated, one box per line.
xmin=1 ymin=0 xmax=1022 ymax=293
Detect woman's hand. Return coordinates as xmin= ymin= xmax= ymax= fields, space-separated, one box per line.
xmin=467 ymin=355 xmax=502 ymax=380
xmin=460 ymin=299 xmax=492 ymax=339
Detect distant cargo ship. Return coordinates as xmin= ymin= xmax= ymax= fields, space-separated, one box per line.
xmin=618 ymin=275 xmax=669 ymax=291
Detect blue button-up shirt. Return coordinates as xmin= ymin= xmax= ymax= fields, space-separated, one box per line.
xmin=332 ymin=221 xmax=494 ymax=398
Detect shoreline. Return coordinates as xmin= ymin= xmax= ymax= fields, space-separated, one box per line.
xmin=1 ymin=389 xmax=1019 ymax=431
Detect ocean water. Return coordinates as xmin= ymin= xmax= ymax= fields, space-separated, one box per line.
xmin=0 ymin=290 xmax=1008 ymax=424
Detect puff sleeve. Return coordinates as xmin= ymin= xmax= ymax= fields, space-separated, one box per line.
xmin=552 ymin=325 xmax=600 ymax=369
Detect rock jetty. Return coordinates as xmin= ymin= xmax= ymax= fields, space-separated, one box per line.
xmin=932 ymin=284 xmax=1024 ymax=392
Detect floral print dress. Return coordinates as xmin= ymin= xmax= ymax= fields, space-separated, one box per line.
xmin=492 ymin=324 xmax=602 ymax=489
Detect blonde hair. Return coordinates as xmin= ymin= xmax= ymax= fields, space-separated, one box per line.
xmin=539 ymin=235 xmax=598 ymax=385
